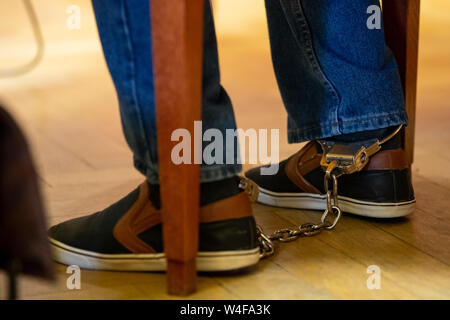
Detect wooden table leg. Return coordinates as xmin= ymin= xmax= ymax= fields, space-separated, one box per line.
xmin=383 ymin=0 xmax=421 ymax=165
xmin=150 ymin=0 xmax=204 ymax=295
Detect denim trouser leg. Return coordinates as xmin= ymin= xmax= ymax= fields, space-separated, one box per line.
xmin=92 ymin=0 xmax=408 ymax=184
xmin=91 ymin=0 xmax=240 ymax=184
xmin=265 ymin=0 xmax=408 ymax=142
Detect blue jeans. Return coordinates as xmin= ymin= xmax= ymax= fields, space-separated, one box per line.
xmin=91 ymin=0 xmax=407 ymax=184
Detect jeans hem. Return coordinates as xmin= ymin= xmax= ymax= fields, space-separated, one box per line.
xmin=141 ymin=163 xmax=242 ymax=184
xmin=288 ymin=111 xmax=408 ymax=143
xmin=200 ymin=164 xmax=242 ymax=183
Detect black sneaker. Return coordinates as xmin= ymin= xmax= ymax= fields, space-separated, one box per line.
xmin=49 ymin=183 xmax=259 ymax=272
xmin=245 ymin=140 xmax=415 ymax=218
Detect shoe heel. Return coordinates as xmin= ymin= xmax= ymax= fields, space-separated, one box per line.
xmin=151 ymin=0 xmax=204 ymax=296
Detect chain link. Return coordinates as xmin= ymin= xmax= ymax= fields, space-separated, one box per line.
xmin=322 ymin=168 xmax=342 ymax=230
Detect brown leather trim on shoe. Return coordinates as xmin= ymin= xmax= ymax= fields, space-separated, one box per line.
xmin=285 ymin=141 xmax=322 ymax=194
xmin=284 ymin=142 xmax=409 ymax=194
xmin=200 ymin=192 xmax=252 ymax=223
xmin=114 ymin=183 xmax=253 ymax=254
xmin=113 ymin=183 xmax=158 ymax=254
xmin=364 ymin=149 xmax=409 ymax=170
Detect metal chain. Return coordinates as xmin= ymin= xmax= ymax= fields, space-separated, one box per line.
xmin=241 ymin=166 xmax=342 ymax=259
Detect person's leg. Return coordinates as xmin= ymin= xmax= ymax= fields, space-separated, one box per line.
xmin=265 ymin=0 xmax=407 ymax=141
xmin=91 ymin=0 xmax=240 ymax=184
xmin=92 ymin=0 xmax=242 ymax=206
xmin=48 ymin=0 xmax=259 ymax=272
xmin=245 ymin=0 xmax=414 ymax=218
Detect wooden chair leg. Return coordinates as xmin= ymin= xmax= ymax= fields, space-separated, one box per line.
xmin=383 ymin=0 xmax=421 ymax=165
xmin=150 ymin=0 xmax=204 ymax=295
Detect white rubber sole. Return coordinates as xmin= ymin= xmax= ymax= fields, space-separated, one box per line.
xmin=257 ymin=186 xmax=415 ymax=218
xmin=50 ymin=238 xmax=260 ymax=272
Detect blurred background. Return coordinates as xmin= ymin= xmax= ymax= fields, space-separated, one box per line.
xmin=0 ymin=0 xmax=449 ymax=299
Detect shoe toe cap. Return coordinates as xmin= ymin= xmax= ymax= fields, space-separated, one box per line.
xmin=48 ymin=215 xmax=93 ymax=248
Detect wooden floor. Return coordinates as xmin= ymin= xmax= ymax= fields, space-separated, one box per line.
xmin=0 ymin=0 xmax=449 ymax=299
